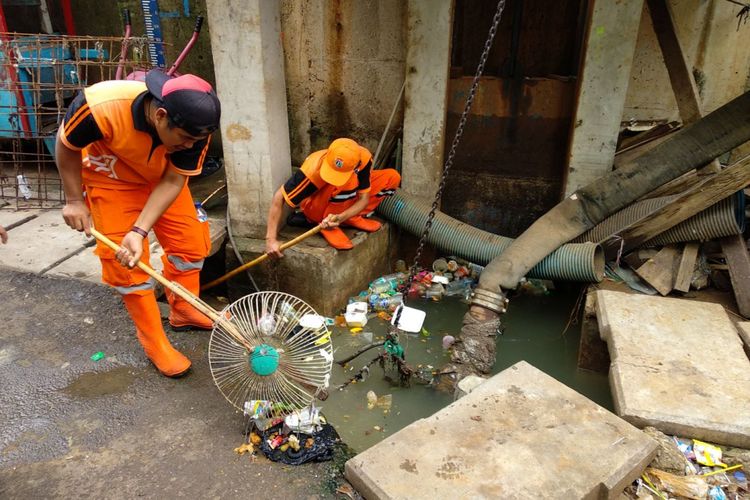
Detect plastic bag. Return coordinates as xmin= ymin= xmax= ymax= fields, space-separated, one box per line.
xmin=693 ymin=439 xmax=726 ymax=467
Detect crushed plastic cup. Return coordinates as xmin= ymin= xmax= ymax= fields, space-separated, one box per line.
xmin=366 ymin=390 xmax=377 ymax=409
xmin=257 ymin=313 xmax=277 ymax=335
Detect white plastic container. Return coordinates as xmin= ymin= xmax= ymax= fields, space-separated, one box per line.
xmin=345 ymin=301 xmax=368 ymax=328
xmin=390 ymin=304 xmax=426 ymax=333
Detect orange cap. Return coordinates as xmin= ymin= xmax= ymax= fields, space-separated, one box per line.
xmin=320 ymin=138 xmax=362 ymax=186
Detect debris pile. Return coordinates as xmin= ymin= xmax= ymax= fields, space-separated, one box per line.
xmin=625 ymin=428 xmax=748 ymax=499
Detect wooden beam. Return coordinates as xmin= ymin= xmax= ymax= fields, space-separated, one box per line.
xmin=563 ymin=0 xmax=645 ymax=195
xmin=720 ymin=234 xmax=750 ymax=318
xmin=646 ymin=0 xmax=702 ymax=122
xmin=647 ymin=0 xmax=720 ymax=176
xmin=601 ymin=156 xmax=750 ymax=258
xmin=634 ymin=244 xmax=681 ymax=296
xmin=673 ymin=242 xmax=699 ymax=293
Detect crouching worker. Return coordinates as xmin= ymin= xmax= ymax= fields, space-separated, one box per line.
xmin=266 ymin=138 xmax=400 ymax=254
xmin=55 ymin=69 xmax=221 ymax=377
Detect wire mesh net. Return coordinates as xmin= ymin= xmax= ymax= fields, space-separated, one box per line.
xmin=0 ymin=32 xmax=160 ymax=208
xmin=209 ymin=292 xmax=334 ymax=417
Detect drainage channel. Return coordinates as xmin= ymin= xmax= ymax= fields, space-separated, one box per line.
xmin=323 ymin=282 xmax=612 ymax=453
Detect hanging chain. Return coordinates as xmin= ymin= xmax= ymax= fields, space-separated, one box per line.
xmin=398 ymin=0 xmax=507 ymax=306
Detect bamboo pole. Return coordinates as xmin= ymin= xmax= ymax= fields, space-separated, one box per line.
xmin=201 ymin=225 xmax=322 ymax=291
xmin=90 ymin=228 xmax=253 ymax=350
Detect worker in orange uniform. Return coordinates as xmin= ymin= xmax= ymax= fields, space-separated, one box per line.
xmin=265 ymin=138 xmax=400 ymax=254
xmin=55 ymin=69 xmax=221 ymax=378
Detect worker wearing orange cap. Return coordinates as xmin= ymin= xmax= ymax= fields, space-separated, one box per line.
xmin=55 ymin=69 xmax=221 ymax=378
xmin=266 ymin=138 xmax=400 ymax=253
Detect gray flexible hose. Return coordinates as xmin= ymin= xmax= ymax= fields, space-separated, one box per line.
xmin=376 ymin=191 xmax=604 ymax=282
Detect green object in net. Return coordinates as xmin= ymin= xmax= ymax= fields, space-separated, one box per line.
xmin=384 ymin=339 xmax=404 ymax=359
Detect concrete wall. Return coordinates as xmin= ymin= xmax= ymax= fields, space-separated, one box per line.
xmin=280 ymin=0 xmax=407 ymax=166
xmin=623 ymin=0 xmax=750 ymax=123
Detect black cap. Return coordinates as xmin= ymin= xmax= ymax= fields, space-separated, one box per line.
xmin=145 ymin=69 xmax=221 ymax=136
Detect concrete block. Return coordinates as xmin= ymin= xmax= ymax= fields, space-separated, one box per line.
xmin=345 ymin=361 xmax=657 ymax=500
xmin=0 ymin=208 xmax=41 ymax=229
xmin=577 ymin=287 xmax=610 ymax=373
xmin=232 ymin=224 xmax=390 ymax=317
xmin=597 ymin=290 xmax=750 ymax=447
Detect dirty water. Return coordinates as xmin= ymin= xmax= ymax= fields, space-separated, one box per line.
xmin=61 ymin=366 xmax=137 ymax=398
xmin=324 ymin=283 xmax=612 ymax=453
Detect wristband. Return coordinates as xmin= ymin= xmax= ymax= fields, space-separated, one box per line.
xmin=130 ymin=226 xmax=148 ymax=238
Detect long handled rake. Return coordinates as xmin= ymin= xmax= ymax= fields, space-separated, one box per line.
xmin=91 ymin=228 xmax=332 ymax=417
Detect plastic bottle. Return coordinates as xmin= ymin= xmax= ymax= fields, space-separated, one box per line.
xmin=369 ymin=277 xmax=392 ymax=294
xmin=432 ymin=258 xmax=448 ymax=273
xmin=425 ymin=283 xmax=444 ymax=300
xmin=194 ymin=202 xmax=208 ymax=222
xmin=381 ymin=272 xmax=406 ymax=290
xmin=444 ymin=277 xmax=471 ymax=296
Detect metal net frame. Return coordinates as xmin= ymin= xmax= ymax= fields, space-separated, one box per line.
xmin=0 ymin=32 xmax=160 ymax=208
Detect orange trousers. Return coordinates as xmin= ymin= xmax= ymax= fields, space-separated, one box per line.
xmin=300 ymin=168 xmax=400 ymax=223
xmin=86 ymin=183 xmax=210 ymax=294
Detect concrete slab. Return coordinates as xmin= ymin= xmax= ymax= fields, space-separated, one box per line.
xmin=232 ymin=223 xmax=391 ymax=317
xmin=0 ymin=210 xmax=90 ymax=273
xmin=597 ymin=290 xmax=750 ymax=447
xmin=0 ymin=208 xmax=41 ymax=229
xmin=46 ymin=239 xmax=165 ymax=284
xmin=345 ymin=361 xmax=657 ymax=500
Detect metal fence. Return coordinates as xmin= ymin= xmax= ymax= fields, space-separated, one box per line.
xmin=0 ymin=32 xmax=157 ymax=208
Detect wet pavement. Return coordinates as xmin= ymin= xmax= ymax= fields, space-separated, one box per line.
xmin=0 ymin=269 xmax=334 ymax=498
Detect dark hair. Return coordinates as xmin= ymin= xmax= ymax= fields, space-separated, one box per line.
xmin=151 ymin=97 xmax=179 ymax=130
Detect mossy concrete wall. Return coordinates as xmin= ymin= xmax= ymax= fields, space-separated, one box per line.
xmin=280 ymin=0 xmax=407 ymax=166
xmin=229 ymin=225 xmax=392 ymax=317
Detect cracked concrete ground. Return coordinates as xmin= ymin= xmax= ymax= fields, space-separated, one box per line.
xmin=0 ymin=269 xmax=335 ymax=498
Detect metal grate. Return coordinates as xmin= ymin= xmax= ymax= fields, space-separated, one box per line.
xmin=0 ymin=32 xmax=159 ymax=208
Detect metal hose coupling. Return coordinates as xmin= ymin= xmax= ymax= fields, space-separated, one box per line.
xmin=470 ymin=286 xmax=509 ymax=315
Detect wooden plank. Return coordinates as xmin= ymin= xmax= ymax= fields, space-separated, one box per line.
xmin=602 ymin=156 xmax=750 ymax=258
xmin=646 ymin=0 xmax=702 ymax=122
xmin=647 ymin=0 xmax=720 ymax=178
xmin=634 ymin=245 xmax=681 ymax=296
xmin=673 ymin=242 xmax=699 ymax=293
xmin=563 ymin=0 xmax=645 ymax=195
xmin=719 ymin=234 xmax=750 ymax=318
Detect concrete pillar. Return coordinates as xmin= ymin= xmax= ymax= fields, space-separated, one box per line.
xmin=206 ymin=0 xmax=291 ymax=237
xmin=401 ymin=0 xmax=453 ymax=201
xmin=563 ymin=0 xmax=645 ymax=196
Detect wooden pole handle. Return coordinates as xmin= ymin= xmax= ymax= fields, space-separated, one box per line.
xmin=201 ymin=224 xmax=322 ymax=291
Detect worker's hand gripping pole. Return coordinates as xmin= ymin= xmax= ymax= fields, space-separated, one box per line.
xmin=90 ymin=228 xmax=253 ymax=351
xmin=200 ymin=225 xmax=322 ymax=291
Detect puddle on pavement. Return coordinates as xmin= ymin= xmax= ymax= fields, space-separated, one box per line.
xmin=324 ymin=283 xmax=612 ymax=453
xmin=62 ymin=367 xmax=136 ymax=398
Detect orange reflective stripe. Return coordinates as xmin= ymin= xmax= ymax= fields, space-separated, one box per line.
xmin=63 ymin=103 xmax=90 ymax=136
xmin=286 ymin=178 xmax=311 ymax=200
